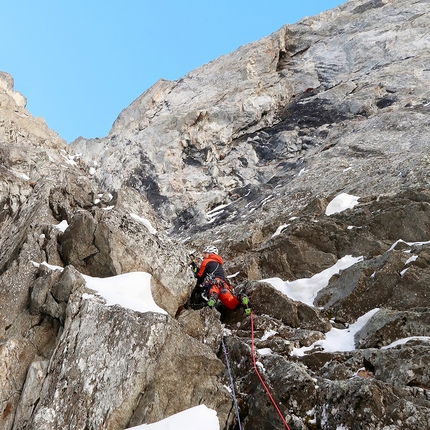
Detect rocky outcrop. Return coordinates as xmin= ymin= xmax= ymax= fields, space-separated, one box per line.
xmin=245 ymin=281 xmax=332 ymax=332
xmin=0 ymin=74 xmax=195 ymax=429
xmin=0 ymin=72 xmax=66 ymax=152
xmin=16 ymin=282 xmax=233 ymax=430
xmin=355 ymin=308 xmax=430 ymax=349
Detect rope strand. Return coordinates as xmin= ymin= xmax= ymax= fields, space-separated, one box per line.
xmin=222 ymin=338 xmax=243 ymax=430
xmin=250 ymin=312 xmax=291 ymax=430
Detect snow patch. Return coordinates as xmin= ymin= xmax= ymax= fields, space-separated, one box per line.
xmin=388 ymin=239 xmax=430 ymax=252
xmin=130 ymin=213 xmax=157 ymax=235
xmin=83 ymin=272 xmax=167 ymax=315
xmin=292 ymin=308 xmax=379 ymax=356
xmin=326 ymin=193 xmax=360 ymax=216
xmin=53 ymin=220 xmax=69 ymax=232
xmin=126 ymin=404 xmax=219 ymax=430
xmin=206 ymin=205 xmax=228 ymax=223
xmin=263 ymin=255 xmax=364 ymax=306
xmin=382 ymin=336 xmax=430 ymax=349
xmin=405 ymin=255 xmax=418 ymax=264
xmin=261 ymin=329 xmax=278 ymax=341
xmin=272 ymin=223 xmax=289 ymax=238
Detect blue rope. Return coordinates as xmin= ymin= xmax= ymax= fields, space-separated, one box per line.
xmin=222 ymin=338 xmax=243 ymax=430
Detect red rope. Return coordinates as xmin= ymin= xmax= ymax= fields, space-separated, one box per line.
xmin=250 ymin=311 xmax=292 ymax=430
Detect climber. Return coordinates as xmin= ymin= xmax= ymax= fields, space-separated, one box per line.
xmin=190 ymin=245 xmax=251 ymax=315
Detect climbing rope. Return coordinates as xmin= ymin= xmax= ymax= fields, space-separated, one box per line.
xmin=221 ymin=338 xmax=243 ymax=430
xmin=250 ymin=311 xmax=292 ymax=430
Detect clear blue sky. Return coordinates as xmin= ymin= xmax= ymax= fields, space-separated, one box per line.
xmin=1 ymin=1 xmax=344 ymax=143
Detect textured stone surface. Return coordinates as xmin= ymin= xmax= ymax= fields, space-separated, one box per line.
xmin=355 ymin=308 xmax=430 ymax=348
xmin=2 ymin=0 xmax=430 ymax=429
xmin=0 ymin=72 xmax=196 ymax=429
xmin=71 ymin=0 xmax=430 ymax=240
xmin=25 ymin=289 xmax=232 ymax=430
xmin=177 ymin=307 xmax=223 ymax=353
xmin=246 ymin=281 xmax=332 ymax=332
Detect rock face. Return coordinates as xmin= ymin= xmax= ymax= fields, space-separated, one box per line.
xmin=71 ymin=0 xmax=430 ymax=237
xmin=20 ymin=285 xmax=232 ymax=430
xmin=0 ymin=73 xmax=197 ymax=429
xmin=2 ymin=0 xmax=430 ymax=429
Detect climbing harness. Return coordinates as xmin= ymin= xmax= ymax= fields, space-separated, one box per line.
xmin=221 ymin=338 xmax=243 ymax=430
xmin=250 ymin=311 xmax=291 ymax=430
xmin=203 ymin=264 xmax=221 ymax=307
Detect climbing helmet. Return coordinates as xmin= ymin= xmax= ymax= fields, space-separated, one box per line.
xmin=203 ymin=245 xmax=218 ymax=255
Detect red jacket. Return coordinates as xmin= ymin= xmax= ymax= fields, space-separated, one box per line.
xmin=196 ymin=254 xmax=226 ymax=284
